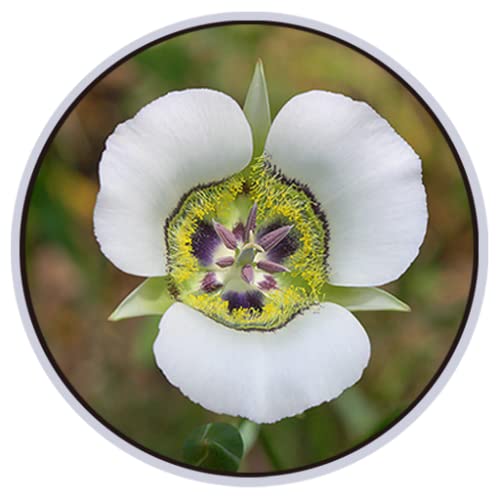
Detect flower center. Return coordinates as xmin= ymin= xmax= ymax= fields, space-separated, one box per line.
xmin=164 ymin=158 xmax=329 ymax=331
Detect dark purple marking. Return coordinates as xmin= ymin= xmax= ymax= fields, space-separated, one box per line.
xmin=222 ymin=290 xmax=263 ymax=312
xmin=191 ymin=221 xmax=221 ymax=266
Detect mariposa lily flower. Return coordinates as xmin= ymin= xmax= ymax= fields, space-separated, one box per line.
xmin=94 ymin=61 xmax=427 ymax=424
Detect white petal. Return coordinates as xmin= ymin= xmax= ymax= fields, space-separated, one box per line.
xmin=94 ymin=89 xmax=252 ymax=276
xmin=265 ymin=91 xmax=427 ymax=286
xmin=153 ymin=302 xmax=370 ymax=424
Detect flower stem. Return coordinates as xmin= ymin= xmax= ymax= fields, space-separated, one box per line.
xmin=258 ymin=427 xmax=283 ymax=470
xmin=239 ymin=420 xmax=260 ymax=456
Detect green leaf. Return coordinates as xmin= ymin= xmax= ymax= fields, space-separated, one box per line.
xmin=183 ymin=423 xmax=244 ymax=472
xmin=108 ymin=277 xmax=174 ymax=321
xmin=243 ymin=59 xmax=271 ymax=157
xmin=321 ymin=283 xmax=410 ymax=312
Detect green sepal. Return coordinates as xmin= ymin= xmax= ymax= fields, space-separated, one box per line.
xmin=321 ymin=283 xmax=411 ymax=312
xmin=108 ymin=276 xmax=174 ymax=321
xmin=243 ymin=59 xmax=271 ymax=157
xmin=182 ymin=423 xmax=244 ymax=472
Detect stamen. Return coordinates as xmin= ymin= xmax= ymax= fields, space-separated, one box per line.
xmin=201 ymin=272 xmax=222 ymax=293
xmin=258 ymin=275 xmax=278 ymax=291
xmin=215 ymin=256 xmax=235 ymax=268
xmin=241 ymin=264 xmax=254 ymax=284
xmin=259 ymin=225 xmax=293 ymax=251
xmin=233 ymin=223 xmax=245 ymax=241
xmin=256 ymin=260 xmax=290 ymax=273
xmin=213 ymin=220 xmax=238 ymax=250
xmin=244 ymin=202 xmax=258 ymax=242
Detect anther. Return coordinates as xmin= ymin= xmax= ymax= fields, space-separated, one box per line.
xmin=241 ymin=264 xmax=254 ymax=284
xmin=244 ymin=203 xmax=258 ymax=242
xmin=232 ymin=223 xmax=245 ymax=241
xmin=201 ymin=272 xmax=222 ymax=292
xmin=215 ymin=256 xmax=235 ymax=268
xmin=256 ymin=260 xmax=290 ymax=273
xmin=258 ymin=275 xmax=278 ymax=291
xmin=213 ymin=220 xmax=238 ymax=250
xmin=258 ymin=225 xmax=293 ymax=251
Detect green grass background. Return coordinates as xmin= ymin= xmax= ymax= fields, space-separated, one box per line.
xmin=24 ymin=24 xmax=474 ymax=473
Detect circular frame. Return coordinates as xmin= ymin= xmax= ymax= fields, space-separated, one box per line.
xmin=11 ymin=12 xmax=487 ymax=486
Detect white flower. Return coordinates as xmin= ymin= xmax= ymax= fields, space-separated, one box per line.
xmin=94 ymin=83 xmax=427 ymax=424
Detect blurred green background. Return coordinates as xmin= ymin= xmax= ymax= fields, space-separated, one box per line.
xmin=24 ymin=24 xmax=474 ymax=473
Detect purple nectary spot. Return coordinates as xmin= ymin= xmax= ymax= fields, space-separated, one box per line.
xmin=191 ymin=221 xmax=221 ymax=266
xmin=258 ymin=222 xmax=299 ymax=263
xmin=222 ymin=290 xmax=263 ymax=312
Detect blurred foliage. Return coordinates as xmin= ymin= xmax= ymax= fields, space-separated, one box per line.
xmin=24 ymin=24 xmax=474 ymax=473
xmin=182 ymin=422 xmax=244 ymax=472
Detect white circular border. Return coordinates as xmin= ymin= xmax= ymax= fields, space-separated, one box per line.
xmin=11 ymin=12 xmax=488 ymax=487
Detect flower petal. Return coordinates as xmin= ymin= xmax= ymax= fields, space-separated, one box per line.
xmin=94 ymin=89 xmax=253 ymax=276
xmin=153 ymin=302 xmax=370 ymax=424
xmin=265 ymin=91 xmax=427 ymax=286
